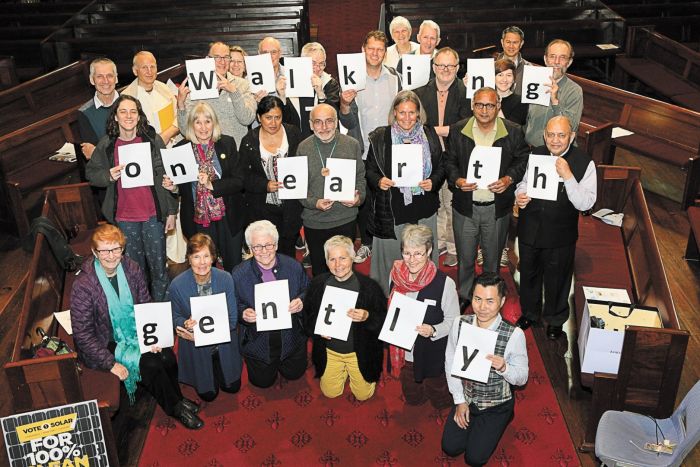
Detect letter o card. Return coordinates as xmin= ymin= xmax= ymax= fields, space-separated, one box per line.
xmin=118 ymin=142 xmax=154 ymax=188
xmin=255 ymin=279 xmax=291 ymax=332
xmin=379 ymin=292 xmax=428 ymax=350
xmin=134 ymin=302 xmax=174 ymax=354
xmin=191 ymin=293 xmax=231 ymax=347
xmin=450 ymin=321 xmax=498 ymax=382
xmin=313 ymin=286 xmax=358 ymax=341
xmin=277 ymin=156 xmax=308 ymax=199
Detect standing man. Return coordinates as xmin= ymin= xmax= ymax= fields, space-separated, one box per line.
xmin=339 ymin=30 xmax=401 ymax=263
xmin=256 ymin=36 xmax=287 ymax=102
xmin=415 ymin=47 xmax=472 ymax=268
xmin=496 ymin=26 xmax=530 ymax=96
xmin=78 ymin=58 xmax=119 ymax=161
xmin=395 ymin=20 xmax=441 ymax=79
xmin=446 ymin=87 xmax=528 ymax=304
xmin=515 ymin=116 xmax=596 ymax=339
xmin=297 ymin=104 xmax=366 ymax=276
xmin=524 ymin=39 xmax=583 ymax=148
xmin=177 ymin=41 xmax=256 ymax=149
xmin=442 ymin=272 xmax=528 ymax=466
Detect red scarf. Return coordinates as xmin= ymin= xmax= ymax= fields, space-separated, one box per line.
xmin=388 ymin=259 xmax=437 ymax=377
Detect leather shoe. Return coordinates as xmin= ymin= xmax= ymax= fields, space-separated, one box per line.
xmin=546 ymin=325 xmax=563 ymax=340
xmin=516 ymin=316 xmax=535 ymax=330
xmin=180 ymin=397 xmax=200 ymax=414
xmin=175 ymin=402 xmax=204 ymax=430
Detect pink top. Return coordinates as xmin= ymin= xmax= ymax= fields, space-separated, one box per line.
xmin=114 ymin=137 xmax=157 ymax=222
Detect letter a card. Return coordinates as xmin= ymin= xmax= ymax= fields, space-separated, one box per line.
xmin=450 ymin=320 xmax=497 ymax=382
xmin=277 ymin=156 xmax=308 ymax=199
xmin=526 ymin=154 xmax=558 ymax=200
xmin=191 ymin=293 xmax=231 ymax=347
xmin=522 ymin=65 xmax=554 ymax=106
xmin=313 ymin=286 xmax=358 ymax=341
xmin=379 ymin=292 xmax=428 ymax=350
xmin=118 ymin=142 xmax=154 ymax=188
xmin=392 ymin=144 xmax=423 ymax=187
xmin=324 ymin=158 xmax=356 ymax=201
xmin=255 ymin=279 xmax=291 ymax=332
xmin=161 ymin=145 xmax=199 ymax=184
xmin=134 ymin=302 xmax=174 ymax=354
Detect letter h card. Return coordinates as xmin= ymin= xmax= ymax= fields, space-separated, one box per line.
xmin=450 ymin=320 xmax=498 ymax=383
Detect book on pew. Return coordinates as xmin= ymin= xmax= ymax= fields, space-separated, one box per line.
xmin=593 ymin=208 xmax=624 ymax=227
xmin=48 ymin=142 xmax=76 ymax=163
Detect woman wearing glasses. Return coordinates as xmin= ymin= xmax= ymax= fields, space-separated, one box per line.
xmin=228 ymin=45 xmax=247 ymax=79
xmin=365 ymin=90 xmax=445 ymax=296
xmin=71 ymin=224 xmax=204 ymax=430
xmin=231 ymin=221 xmax=310 ymax=388
xmin=388 ymin=224 xmax=458 ymax=408
xmin=168 ymin=233 xmax=242 ymax=403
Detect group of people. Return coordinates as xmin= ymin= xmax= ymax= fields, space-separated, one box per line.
xmin=71 ymin=18 xmax=596 ymax=466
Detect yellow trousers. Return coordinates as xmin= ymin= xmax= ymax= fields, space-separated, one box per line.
xmin=320 ymin=349 xmax=376 ymax=401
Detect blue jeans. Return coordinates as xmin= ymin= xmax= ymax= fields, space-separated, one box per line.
xmin=118 ymin=216 xmax=169 ymax=301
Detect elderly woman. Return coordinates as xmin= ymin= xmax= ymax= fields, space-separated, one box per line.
xmin=384 ymin=16 xmax=419 ymax=69
xmin=231 ymin=220 xmax=310 ymax=388
xmin=229 ymin=45 xmax=247 ymax=78
xmin=278 ymin=42 xmax=341 ymax=138
xmin=366 ymin=89 xmax=445 ymax=296
xmin=303 ymin=235 xmax=387 ymax=401
xmin=495 ymin=58 xmax=528 ymax=126
xmin=163 ymin=102 xmax=248 ymax=270
xmin=168 ymin=233 xmax=242 ymax=402
xmin=239 ymin=96 xmax=303 ymax=258
xmin=389 ymin=224 xmax=459 ymax=408
xmin=70 ymin=224 xmax=203 ymax=429
xmin=86 ymin=95 xmax=177 ymax=301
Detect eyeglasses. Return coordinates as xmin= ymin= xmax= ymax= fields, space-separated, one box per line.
xmin=95 ymin=246 xmax=123 ymax=256
xmin=251 ymin=243 xmax=276 ymax=253
xmin=474 ymin=103 xmax=497 ymax=111
xmin=434 ymin=64 xmax=458 ymax=71
xmin=230 ymin=59 xmax=245 ymax=65
xmin=547 ymin=54 xmax=570 ymax=62
xmin=401 ymin=250 xmax=427 ymax=260
xmin=311 ymin=118 xmax=336 ymax=127
xmin=312 ymin=61 xmax=326 ymax=68
xmin=209 ymin=55 xmax=231 ymax=62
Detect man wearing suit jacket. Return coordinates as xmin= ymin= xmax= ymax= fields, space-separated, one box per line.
xmin=415 ymin=47 xmax=472 ymax=268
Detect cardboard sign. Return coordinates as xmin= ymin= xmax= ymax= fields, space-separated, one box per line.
xmin=161 ymin=144 xmax=199 ymax=184
xmin=336 ymin=53 xmax=367 ymax=91
xmin=378 ymin=292 xmax=428 ymax=350
xmin=401 ymin=54 xmax=431 ymax=91
xmin=391 ymin=144 xmax=423 ymax=187
xmin=323 ymin=158 xmax=357 ymax=201
xmin=277 ymin=155 xmax=308 ymax=199
xmin=284 ymin=56 xmax=314 ymax=98
xmin=254 ymin=279 xmax=292 ymax=332
xmin=245 ymin=53 xmax=277 ymax=93
xmin=466 ymin=58 xmax=495 ymax=99
xmin=185 ymin=58 xmax=218 ymax=100
xmin=521 ymin=65 xmax=554 ymax=106
xmin=526 ymin=154 xmax=559 ymax=201
xmin=118 ymin=142 xmax=154 ymax=189
xmin=450 ymin=320 xmax=498 ymax=383
xmin=190 ymin=293 xmax=231 ymax=347
xmin=313 ymin=285 xmax=358 ymax=341
xmin=466 ymin=146 xmax=502 ymax=189
xmin=134 ymin=302 xmax=174 ymax=354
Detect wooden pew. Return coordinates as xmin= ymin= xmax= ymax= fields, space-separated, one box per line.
xmin=685 ymin=205 xmax=700 ymax=261
xmin=0 ymin=55 xmax=18 ymax=90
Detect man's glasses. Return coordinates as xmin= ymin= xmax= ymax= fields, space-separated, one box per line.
xmin=209 ymin=55 xmax=231 ymax=62
xmin=434 ymin=64 xmax=458 ymax=71
xmin=474 ymin=103 xmax=497 ymax=111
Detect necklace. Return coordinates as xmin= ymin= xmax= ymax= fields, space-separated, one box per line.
xmin=314 ymin=137 xmax=338 ymax=177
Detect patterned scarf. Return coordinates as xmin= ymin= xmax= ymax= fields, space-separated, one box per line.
xmin=388 ymin=258 xmax=438 ymax=377
xmin=390 ymin=121 xmax=432 ymax=205
xmin=94 ymin=259 xmax=141 ymax=404
xmin=193 ymin=141 xmax=226 ymax=227
xmin=263 ymin=149 xmax=284 ymax=206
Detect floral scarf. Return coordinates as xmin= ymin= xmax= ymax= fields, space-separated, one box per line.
xmin=193 ymin=141 xmax=226 ymax=227
xmin=390 ymin=121 xmax=432 ymax=205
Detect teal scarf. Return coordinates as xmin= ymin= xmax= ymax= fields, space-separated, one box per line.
xmin=94 ymin=258 xmax=141 ymax=403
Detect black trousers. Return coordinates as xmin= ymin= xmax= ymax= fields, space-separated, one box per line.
xmin=245 ymin=332 xmax=307 ymax=388
xmin=304 ymin=220 xmax=356 ymax=276
xmin=197 ymin=349 xmax=242 ymax=402
xmin=138 ymin=348 xmax=182 ymax=417
xmin=518 ymin=241 xmax=576 ymax=326
xmin=196 ymin=218 xmax=242 ymax=271
xmin=441 ymin=398 xmax=515 ymax=467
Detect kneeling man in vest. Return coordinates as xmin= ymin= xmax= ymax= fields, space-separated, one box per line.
xmin=442 ymin=273 xmax=528 ymax=466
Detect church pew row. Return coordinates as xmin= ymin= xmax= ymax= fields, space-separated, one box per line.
xmin=570 ymin=73 xmax=700 ymax=209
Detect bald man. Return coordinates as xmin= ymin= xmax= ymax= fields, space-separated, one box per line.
xmin=515 ymin=116 xmax=596 ymax=339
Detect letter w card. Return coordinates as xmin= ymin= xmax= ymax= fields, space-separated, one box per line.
xmin=255 ymin=279 xmax=291 ymax=331
xmin=313 ymin=286 xmax=358 ymax=341
xmin=324 ymin=158 xmax=356 ymax=201
xmin=161 ymin=145 xmax=199 ymax=184
xmin=379 ymin=292 xmax=428 ymax=350
xmin=185 ymin=58 xmax=218 ymax=100
xmin=118 ymin=142 xmax=153 ymax=188
xmin=134 ymin=302 xmax=174 ymax=354
xmin=526 ymin=154 xmax=559 ymax=201
xmin=450 ymin=321 xmax=497 ymax=383
xmin=191 ymin=293 xmax=231 ymax=347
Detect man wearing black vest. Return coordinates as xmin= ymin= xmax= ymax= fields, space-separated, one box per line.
xmin=515 ymin=116 xmax=597 ymax=339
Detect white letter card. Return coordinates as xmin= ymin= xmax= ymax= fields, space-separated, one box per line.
xmin=450 ymin=321 xmax=498 ymax=383
xmin=119 ymin=142 xmax=154 ymax=189
xmin=255 ymin=279 xmax=292 ymax=332
xmin=134 ymin=302 xmax=174 ymax=354
xmin=379 ymin=292 xmax=428 ymax=350
xmin=313 ymin=286 xmax=358 ymax=341
xmin=191 ymin=293 xmax=232 ymax=347
xmin=392 ymin=144 xmax=423 ymax=187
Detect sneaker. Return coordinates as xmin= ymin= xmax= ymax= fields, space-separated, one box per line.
xmin=295 ymin=236 xmax=306 ymax=250
xmin=443 ymin=253 xmax=458 ymax=267
xmin=476 ymin=248 xmax=484 ymax=266
xmin=500 ymin=247 xmax=510 ymax=267
xmin=302 ymin=250 xmax=312 ymax=269
xmin=354 ymin=244 xmax=372 ymax=263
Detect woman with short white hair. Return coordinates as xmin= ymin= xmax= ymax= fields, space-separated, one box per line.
xmin=384 ymin=16 xmax=419 ymax=69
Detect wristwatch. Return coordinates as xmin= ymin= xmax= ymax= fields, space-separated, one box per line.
xmin=430 ymin=325 xmax=437 ymax=338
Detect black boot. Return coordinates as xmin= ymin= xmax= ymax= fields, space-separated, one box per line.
xmin=174 ymin=401 xmax=204 ymax=430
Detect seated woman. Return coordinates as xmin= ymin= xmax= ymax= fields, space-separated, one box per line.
xmin=70 ymin=224 xmax=203 ymax=430
xmin=495 ymin=58 xmax=528 ymax=126
xmin=168 ymin=233 xmax=242 ymax=402
xmin=303 ymin=235 xmax=387 ymax=401
xmin=389 ymin=224 xmax=459 ymax=409
xmin=231 ymin=220 xmax=310 ymax=388
xmin=239 ymin=96 xmax=303 ymax=258
xmin=366 ymin=89 xmax=444 ymax=296
xmin=163 ymin=102 xmax=248 ymax=270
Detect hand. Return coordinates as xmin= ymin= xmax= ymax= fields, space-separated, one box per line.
xmin=416 ymin=324 xmax=434 ymax=338
xmin=456 ymin=178 xmax=477 ymax=192
xmin=242 ymin=308 xmax=257 ymax=323
xmin=418 ymin=179 xmax=433 ymax=191
xmin=462 ymin=74 xmax=469 ymax=88
xmin=254 ymin=89 xmax=268 ymax=102
xmin=340 ymin=89 xmax=357 ymax=107
xmin=516 ymin=192 xmax=531 ymax=209
xmin=81 ymin=142 xmax=96 ymax=159
xmin=311 ymin=75 xmax=323 ymax=95
xmin=340 ymin=190 xmax=360 ymax=207
xmin=316 ymin=199 xmax=334 ymax=211
xmin=321 ymin=335 xmax=331 ymax=340
xmin=176 ymin=326 xmax=194 ymax=341
xmin=218 ymin=76 xmax=237 ymax=94
xmin=545 ymin=76 xmax=559 ymax=105
xmin=150 ymin=345 xmax=162 ymax=353
xmin=164 ymin=214 xmax=176 ymax=233
xmin=378 ymin=177 xmax=395 ymax=191
xmin=347 ymin=308 xmax=368 ymax=322
xmin=109 ymin=164 xmax=125 ymax=182
xmin=486 ymin=354 xmax=507 ymax=372
xmin=162 ymin=175 xmax=176 ymax=191
xmin=434 ymin=125 xmax=449 ymax=138
xmin=110 ymin=362 xmax=128 ymax=381
xmin=267 ymin=180 xmax=283 ymax=192
xmin=454 ymin=403 xmax=470 ymax=429
xmin=177 ymin=77 xmax=190 ymax=109
xmin=289 ymin=298 xmax=303 ymax=313
xmin=198 ymin=172 xmax=213 ymax=190
xmin=275 ymin=75 xmax=287 ymax=100
xmin=555 ymin=157 xmax=573 ymax=180
xmin=488 ymin=176 xmax=512 ymax=194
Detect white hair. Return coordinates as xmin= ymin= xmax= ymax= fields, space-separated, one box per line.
xmin=418 ymin=20 xmax=440 ymax=39
xmin=389 ymin=16 xmax=412 ymax=35
xmin=244 ymin=220 xmax=279 ymax=247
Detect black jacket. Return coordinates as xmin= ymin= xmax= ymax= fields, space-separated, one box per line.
xmin=414 ymin=78 xmax=472 ymax=139
xmin=365 ymin=125 xmax=445 ymax=239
